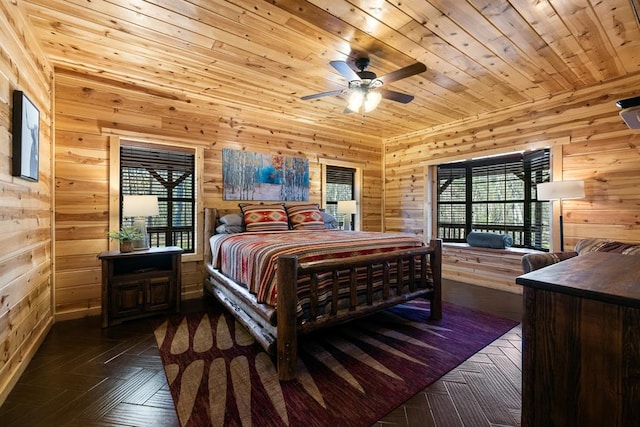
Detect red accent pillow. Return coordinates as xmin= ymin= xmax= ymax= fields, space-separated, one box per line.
xmin=285 ymin=204 xmax=325 ymax=230
xmin=239 ymin=204 xmax=289 ymax=232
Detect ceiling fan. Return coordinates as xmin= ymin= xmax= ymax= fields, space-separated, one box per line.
xmin=301 ymin=58 xmax=426 ymax=114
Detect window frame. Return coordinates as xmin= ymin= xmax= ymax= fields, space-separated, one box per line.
xmin=324 ymin=165 xmax=356 ymax=228
xmin=319 ymin=158 xmax=363 ymax=231
xmin=432 ymin=149 xmax=552 ymax=251
xmin=108 ymin=136 xmax=204 ymax=262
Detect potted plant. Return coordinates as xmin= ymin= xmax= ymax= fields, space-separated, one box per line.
xmin=108 ymin=226 xmax=143 ymax=253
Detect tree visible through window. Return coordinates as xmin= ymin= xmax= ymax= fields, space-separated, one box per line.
xmin=120 ymin=144 xmax=195 ymax=253
xmin=437 ymin=149 xmax=550 ymax=250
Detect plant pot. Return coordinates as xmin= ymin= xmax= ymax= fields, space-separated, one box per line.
xmin=120 ymin=240 xmax=134 ymax=253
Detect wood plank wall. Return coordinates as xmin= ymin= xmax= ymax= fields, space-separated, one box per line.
xmin=0 ymin=1 xmax=53 ymax=405
xmin=384 ymin=72 xmax=640 ymax=293
xmin=53 ymin=70 xmax=383 ymax=320
xmin=441 ymin=245 xmax=531 ymax=293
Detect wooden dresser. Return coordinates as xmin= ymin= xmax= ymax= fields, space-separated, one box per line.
xmin=516 ymin=251 xmax=640 ymax=426
xmin=98 ymin=246 xmax=183 ymax=327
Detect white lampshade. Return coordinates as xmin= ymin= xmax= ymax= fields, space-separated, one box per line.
xmin=337 ymin=200 xmax=357 ymax=215
xmin=123 ymin=195 xmax=159 ymax=217
xmin=537 ymin=180 xmax=585 ymax=201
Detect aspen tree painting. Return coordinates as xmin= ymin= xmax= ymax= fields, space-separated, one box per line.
xmin=222 ymin=149 xmax=309 ymax=201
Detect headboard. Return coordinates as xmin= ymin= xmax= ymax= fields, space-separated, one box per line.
xmin=203 ymin=207 xmax=243 ymax=264
xmin=203 ymin=205 xmax=338 ymax=264
xmin=203 ymin=207 xmax=218 ymax=265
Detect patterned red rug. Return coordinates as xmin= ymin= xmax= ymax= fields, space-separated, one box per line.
xmin=153 ymin=300 xmax=518 ymax=427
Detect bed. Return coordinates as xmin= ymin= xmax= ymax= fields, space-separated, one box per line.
xmin=203 ymin=206 xmax=442 ymax=380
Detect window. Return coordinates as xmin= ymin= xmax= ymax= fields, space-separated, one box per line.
xmin=325 ymin=165 xmax=355 ymax=222
xmin=437 ymin=149 xmax=550 ymax=250
xmin=120 ymin=143 xmax=195 ymax=253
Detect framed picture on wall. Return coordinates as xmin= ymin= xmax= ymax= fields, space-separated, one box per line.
xmin=222 ymin=148 xmax=310 ymax=201
xmin=12 ymin=90 xmax=40 ymax=181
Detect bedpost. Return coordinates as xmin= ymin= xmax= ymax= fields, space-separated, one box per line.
xmin=429 ymin=239 xmax=443 ymax=320
xmin=277 ymin=255 xmax=298 ymax=381
xmin=203 ymin=208 xmax=218 ymax=266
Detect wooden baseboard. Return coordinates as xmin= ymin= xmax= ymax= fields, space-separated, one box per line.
xmin=0 ymin=317 xmax=54 ymax=406
xmin=55 ymin=306 xmax=102 ymax=322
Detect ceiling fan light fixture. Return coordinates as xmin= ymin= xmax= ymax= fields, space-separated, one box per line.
xmin=347 ymin=87 xmax=382 ymax=113
xmin=302 ymin=58 xmax=426 ymax=113
xmin=348 ymin=89 xmax=365 ymax=112
xmin=364 ymin=90 xmax=382 ymax=112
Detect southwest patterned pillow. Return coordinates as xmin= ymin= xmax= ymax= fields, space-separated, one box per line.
xmin=239 ymin=204 xmax=289 ymax=232
xmin=285 ymin=204 xmax=325 ymax=230
xmin=574 ymin=238 xmax=640 ymax=255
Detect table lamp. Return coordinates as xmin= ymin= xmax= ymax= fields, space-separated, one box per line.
xmin=122 ymin=195 xmax=159 ymax=250
xmin=337 ymin=200 xmax=357 ymax=231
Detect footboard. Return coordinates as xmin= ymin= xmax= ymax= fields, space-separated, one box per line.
xmin=276 ymin=239 xmax=442 ymax=380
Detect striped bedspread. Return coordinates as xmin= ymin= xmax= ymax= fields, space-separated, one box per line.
xmin=209 ymin=230 xmax=425 ymax=307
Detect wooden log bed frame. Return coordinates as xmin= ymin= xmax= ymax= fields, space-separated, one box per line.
xmin=203 ymin=207 xmax=443 ymax=380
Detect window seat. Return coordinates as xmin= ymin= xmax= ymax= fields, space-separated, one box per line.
xmin=442 ymin=243 xmax=541 ymax=294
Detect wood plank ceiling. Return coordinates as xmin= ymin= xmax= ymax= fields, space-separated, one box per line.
xmin=20 ymin=0 xmax=640 ymax=140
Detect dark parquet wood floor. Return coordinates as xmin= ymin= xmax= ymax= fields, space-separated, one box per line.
xmin=0 ymin=280 xmax=523 ymax=426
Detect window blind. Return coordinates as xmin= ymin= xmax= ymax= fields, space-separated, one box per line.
xmin=120 ymin=144 xmax=195 ymax=252
xmin=437 ymin=149 xmax=550 ymax=250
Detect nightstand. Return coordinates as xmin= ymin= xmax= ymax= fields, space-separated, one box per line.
xmin=98 ymin=246 xmax=183 ymax=327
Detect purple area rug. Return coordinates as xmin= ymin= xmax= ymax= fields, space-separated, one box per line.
xmin=153 ymin=300 xmax=518 ymax=427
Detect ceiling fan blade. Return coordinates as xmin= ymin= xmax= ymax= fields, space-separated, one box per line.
xmin=301 ymin=89 xmax=345 ymax=100
xmin=330 ymin=60 xmax=360 ymax=81
xmin=381 ymin=89 xmax=414 ymax=104
xmin=377 ymin=62 xmax=426 ymax=84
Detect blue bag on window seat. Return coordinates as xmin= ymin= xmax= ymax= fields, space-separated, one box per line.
xmin=466 ymin=231 xmax=513 ymax=249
